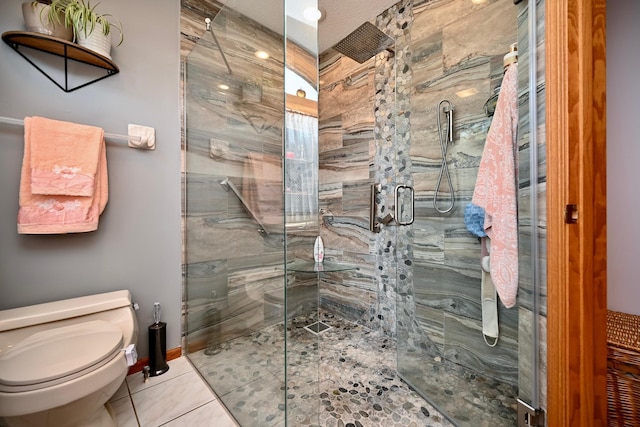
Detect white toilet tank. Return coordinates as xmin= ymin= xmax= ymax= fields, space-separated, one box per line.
xmin=0 ymin=290 xmax=138 ymax=357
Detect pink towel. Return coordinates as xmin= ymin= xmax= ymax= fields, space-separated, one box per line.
xmin=28 ymin=117 xmax=104 ymax=196
xmin=242 ymin=152 xmax=282 ymax=225
xmin=17 ymin=117 xmax=109 ymax=234
xmin=472 ymin=63 xmax=519 ymax=308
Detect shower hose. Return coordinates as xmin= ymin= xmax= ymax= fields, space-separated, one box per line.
xmin=434 ymin=100 xmax=454 ymax=213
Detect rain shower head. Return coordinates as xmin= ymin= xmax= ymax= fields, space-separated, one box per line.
xmin=332 ymin=22 xmax=395 ymax=64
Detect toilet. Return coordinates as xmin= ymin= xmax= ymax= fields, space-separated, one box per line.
xmin=0 ymin=290 xmax=138 ymax=427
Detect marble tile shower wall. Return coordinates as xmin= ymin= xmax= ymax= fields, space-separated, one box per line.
xmin=182 ymin=3 xmax=290 ymax=352
xmin=316 ymin=1 xmax=413 ymax=336
xmin=317 ymin=39 xmax=378 ymax=325
xmin=407 ymin=0 xmax=520 ymax=387
xmin=180 ymin=0 xmax=547 ymax=406
xmin=397 ymin=0 xmax=546 ymax=405
xmin=317 ymin=0 xmax=545 ymax=390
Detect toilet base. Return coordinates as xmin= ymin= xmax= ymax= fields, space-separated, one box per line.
xmin=1 ymin=403 xmax=116 ymax=427
xmin=0 ymin=384 xmax=120 ymax=427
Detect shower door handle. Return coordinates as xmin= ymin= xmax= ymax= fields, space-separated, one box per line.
xmin=394 ymin=185 xmax=414 ymax=226
xmin=369 ymin=183 xmax=381 ymax=233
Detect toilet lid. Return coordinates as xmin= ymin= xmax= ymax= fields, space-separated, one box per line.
xmin=0 ymin=320 xmax=123 ymax=388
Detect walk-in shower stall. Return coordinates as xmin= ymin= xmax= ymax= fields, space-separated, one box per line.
xmin=183 ymin=0 xmax=546 ymax=425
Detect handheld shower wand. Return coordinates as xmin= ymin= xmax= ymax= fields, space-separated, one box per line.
xmin=446 ymin=102 xmax=453 ymax=142
xmin=434 ymin=100 xmax=455 ymax=214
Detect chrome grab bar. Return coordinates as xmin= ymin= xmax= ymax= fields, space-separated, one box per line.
xmin=220 ymin=178 xmax=269 ymax=234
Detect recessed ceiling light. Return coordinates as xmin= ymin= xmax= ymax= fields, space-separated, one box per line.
xmin=217 ymin=84 xmax=229 ymax=90
xmin=455 ymin=88 xmax=479 ymax=98
xmin=255 ymin=50 xmax=270 ymax=60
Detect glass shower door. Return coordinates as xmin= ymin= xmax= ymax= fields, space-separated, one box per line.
xmin=396 ymin=0 xmax=545 ymax=425
xmin=184 ymin=1 xmax=325 ymax=425
xmin=183 ymin=1 xmax=288 ymax=425
xmin=283 ymin=2 xmax=322 ymax=425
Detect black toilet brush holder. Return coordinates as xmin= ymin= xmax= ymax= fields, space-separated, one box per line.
xmin=148 ymin=302 xmax=169 ymax=376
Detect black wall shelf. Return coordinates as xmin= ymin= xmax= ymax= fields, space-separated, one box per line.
xmin=1 ymin=31 xmax=119 ymax=93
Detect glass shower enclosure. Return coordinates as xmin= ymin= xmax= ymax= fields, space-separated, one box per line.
xmin=394 ymin=1 xmax=546 ymax=426
xmin=183 ymin=0 xmax=545 ymax=426
xmin=184 ymin=1 xmax=324 ymax=425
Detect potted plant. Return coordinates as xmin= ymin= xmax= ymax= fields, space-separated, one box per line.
xmin=50 ymin=0 xmax=123 ymax=58
xmin=21 ymin=0 xmax=73 ymax=41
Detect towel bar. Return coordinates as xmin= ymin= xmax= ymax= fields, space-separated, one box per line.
xmin=0 ymin=115 xmax=155 ymax=149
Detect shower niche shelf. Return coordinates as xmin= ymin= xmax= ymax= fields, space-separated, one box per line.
xmin=1 ymin=31 xmax=119 ymax=93
xmin=286 ymin=260 xmax=358 ymax=274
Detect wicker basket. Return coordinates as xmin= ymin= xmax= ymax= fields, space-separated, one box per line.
xmin=607 ymin=310 xmax=640 ymax=426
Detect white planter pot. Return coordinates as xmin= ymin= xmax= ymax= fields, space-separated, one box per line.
xmin=21 ymin=2 xmax=73 ymax=41
xmin=76 ymin=23 xmax=112 ymax=59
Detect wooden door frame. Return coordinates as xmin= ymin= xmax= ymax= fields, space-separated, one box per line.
xmin=546 ymin=0 xmax=608 ymax=425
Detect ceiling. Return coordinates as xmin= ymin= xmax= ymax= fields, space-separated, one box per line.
xmin=218 ymin=0 xmax=400 ymax=53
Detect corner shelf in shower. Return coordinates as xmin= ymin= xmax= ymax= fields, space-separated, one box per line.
xmin=1 ymin=31 xmax=119 ymax=93
xmin=286 ymin=260 xmax=358 ymax=274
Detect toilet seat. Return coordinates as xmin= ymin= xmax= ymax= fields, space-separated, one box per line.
xmin=0 ymin=320 xmax=123 ymax=393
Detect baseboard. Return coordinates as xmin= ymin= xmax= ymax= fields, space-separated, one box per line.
xmin=127 ymin=347 xmax=182 ymax=375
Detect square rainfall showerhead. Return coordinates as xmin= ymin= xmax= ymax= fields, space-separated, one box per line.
xmin=332 ymin=22 xmax=395 ymax=64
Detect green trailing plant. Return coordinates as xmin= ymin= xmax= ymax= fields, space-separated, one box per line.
xmin=49 ymin=0 xmax=123 ymax=46
xmin=30 ymin=0 xmax=66 ymax=28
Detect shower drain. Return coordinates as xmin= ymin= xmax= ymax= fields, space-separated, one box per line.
xmin=303 ymin=321 xmax=332 ymax=335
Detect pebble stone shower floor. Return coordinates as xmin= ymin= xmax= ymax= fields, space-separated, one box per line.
xmin=188 ymin=312 xmax=517 ymax=427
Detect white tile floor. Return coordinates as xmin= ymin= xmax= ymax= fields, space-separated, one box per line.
xmin=109 ymin=357 xmax=238 ymax=427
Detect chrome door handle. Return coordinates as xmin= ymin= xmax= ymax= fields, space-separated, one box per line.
xmin=394 ymin=185 xmax=414 ymax=226
xmin=369 ymin=183 xmax=381 ymax=232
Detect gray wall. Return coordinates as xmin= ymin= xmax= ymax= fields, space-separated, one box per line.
xmin=607 ymin=0 xmax=640 ymax=316
xmin=0 ymin=0 xmax=181 ymax=358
